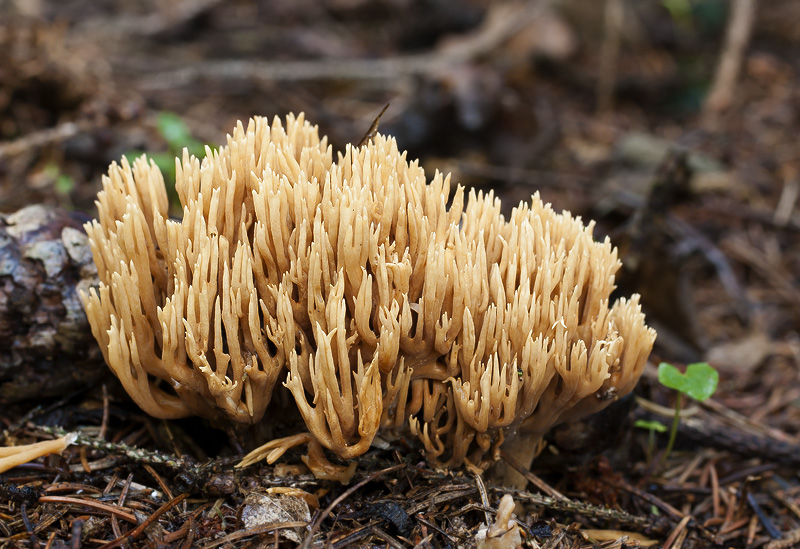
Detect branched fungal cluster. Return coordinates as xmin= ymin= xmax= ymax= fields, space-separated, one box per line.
xmin=82 ymin=114 xmax=655 ymax=475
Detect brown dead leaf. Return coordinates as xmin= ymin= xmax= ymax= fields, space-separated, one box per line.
xmin=706 ymin=332 xmax=773 ymax=374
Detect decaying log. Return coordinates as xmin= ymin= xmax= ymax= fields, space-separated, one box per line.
xmin=0 ymin=204 xmax=104 ymax=403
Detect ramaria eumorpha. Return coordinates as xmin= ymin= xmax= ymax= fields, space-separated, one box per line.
xmin=82 ymin=113 xmax=656 ymax=482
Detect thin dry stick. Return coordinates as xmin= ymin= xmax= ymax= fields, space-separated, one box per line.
xmin=143 ymin=463 xmax=175 ymax=501
xmin=69 ymin=519 xmax=83 ymax=549
xmin=20 ymin=503 xmax=39 ymax=549
xmin=35 ymin=425 xmax=192 ymax=469
xmin=504 ymin=487 xmax=654 ymax=530
xmin=109 ymin=515 xmax=122 ymax=542
xmin=607 ymin=479 xmax=686 ymax=522
xmin=674 ymin=450 xmax=710 ymax=485
xmin=98 ymin=385 xmax=110 ymax=441
xmin=717 ymin=488 xmax=735 ymax=534
xmin=722 ymin=237 xmax=800 ymax=319
xmin=703 ymin=0 xmax=757 ymax=125
xmin=76 ymin=0 xmax=226 ymax=37
xmin=672 ymin=527 xmax=689 ymax=549
xmin=701 ymin=394 xmax=799 ymax=444
xmin=162 ymin=503 xmax=210 ymax=544
xmin=357 ymin=104 xmax=390 ymax=147
xmin=771 ymin=488 xmax=800 ymax=522
xmin=718 ymin=517 xmax=750 ymax=537
xmin=773 ymin=176 xmax=799 ymax=227
xmin=597 ymin=0 xmax=624 ymax=114
xmin=747 ymin=492 xmax=782 ymax=539
xmin=0 ymin=121 xmax=91 ymax=160
xmin=414 ymin=516 xmax=458 ymax=545
xmin=663 ymin=515 xmax=692 ymax=549
xmin=326 ymin=521 xmax=374 ymax=547
xmin=474 ymin=474 xmax=492 ymax=526
xmin=370 ymin=525 xmax=406 ymax=549
xmin=541 ymin=530 xmax=566 ymax=549
xmin=117 ymin=473 xmax=134 ymax=510
xmin=710 ymin=463 xmax=720 ymax=519
xmin=746 ymin=513 xmax=759 ymax=545
xmin=406 ymin=486 xmax=476 ymax=516
xmin=498 ymin=449 xmax=568 ymax=500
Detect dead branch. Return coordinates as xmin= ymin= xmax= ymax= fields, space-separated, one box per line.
xmin=0 ymin=121 xmax=92 ymax=161
xmin=703 ymin=0 xmax=757 ymax=126
xmin=137 ymin=1 xmax=552 ymax=89
xmin=596 ymin=0 xmax=624 ymax=114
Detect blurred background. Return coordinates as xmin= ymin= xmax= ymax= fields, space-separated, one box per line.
xmin=1 ymin=0 xmax=786 ymax=212
xmin=4 ymin=1 xmax=800 ymax=544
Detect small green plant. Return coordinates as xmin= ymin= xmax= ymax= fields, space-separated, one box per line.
xmin=657 ymin=361 xmax=719 ymax=463
xmin=634 ymin=419 xmax=668 ymax=465
xmin=126 ymin=112 xmax=208 ymax=212
xmin=41 ymin=163 xmax=75 ymax=206
xmin=661 ymin=0 xmax=694 ymax=30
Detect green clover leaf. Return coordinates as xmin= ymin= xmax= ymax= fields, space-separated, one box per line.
xmin=657 ymin=362 xmax=719 ymax=401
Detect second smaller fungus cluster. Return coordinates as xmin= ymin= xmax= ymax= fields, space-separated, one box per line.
xmin=82 ymin=113 xmax=655 ymax=474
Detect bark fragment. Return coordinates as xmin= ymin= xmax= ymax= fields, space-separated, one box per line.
xmin=0 ymin=204 xmax=104 ymax=402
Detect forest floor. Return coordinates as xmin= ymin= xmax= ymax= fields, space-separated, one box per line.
xmin=2 ymin=1 xmax=800 ymax=547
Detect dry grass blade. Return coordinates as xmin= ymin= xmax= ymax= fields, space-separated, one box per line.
xmin=357 ymin=103 xmax=390 ymax=147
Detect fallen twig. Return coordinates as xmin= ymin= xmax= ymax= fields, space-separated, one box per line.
xmin=138 ymin=1 xmax=552 ymax=89
xmin=0 ymin=120 xmax=93 ymax=160
xmin=703 ymin=0 xmax=757 ymax=125
xmin=34 ymin=425 xmax=192 ymax=470
xmin=502 ymin=486 xmax=662 ymax=533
